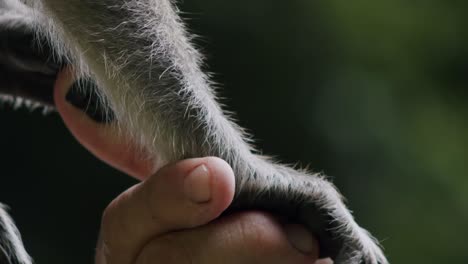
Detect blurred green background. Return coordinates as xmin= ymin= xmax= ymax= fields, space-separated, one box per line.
xmin=1 ymin=1 xmax=467 ymax=263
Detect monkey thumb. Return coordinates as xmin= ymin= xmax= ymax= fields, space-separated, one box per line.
xmin=53 ymin=67 xmax=155 ymax=180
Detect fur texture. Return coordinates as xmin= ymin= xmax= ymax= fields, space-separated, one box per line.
xmin=0 ymin=205 xmax=31 ymax=264
xmin=0 ymin=0 xmax=388 ymax=263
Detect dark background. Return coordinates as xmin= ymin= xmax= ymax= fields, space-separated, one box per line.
xmin=1 ymin=1 xmax=467 ymax=263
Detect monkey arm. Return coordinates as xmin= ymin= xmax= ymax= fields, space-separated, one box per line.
xmin=0 ymin=27 xmax=57 ymax=108
xmin=0 ymin=0 xmax=387 ymax=263
xmin=0 ymin=1 xmax=56 ymax=107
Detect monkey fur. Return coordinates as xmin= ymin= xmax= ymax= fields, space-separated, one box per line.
xmin=0 ymin=0 xmax=388 ymax=263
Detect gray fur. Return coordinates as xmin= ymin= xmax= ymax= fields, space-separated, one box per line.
xmin=0 ymin=0 xmax=388 ymax=263
xmin=0 ymin=205 xmax=32 ymax=264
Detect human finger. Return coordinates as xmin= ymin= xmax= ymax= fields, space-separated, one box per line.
xmin=136 ymin=211 xmax=320 ymax=264
xmin=54 ymin=67 xmax=155 ymax=179
xmin=96 ymin=157 xmax=235 ymax=264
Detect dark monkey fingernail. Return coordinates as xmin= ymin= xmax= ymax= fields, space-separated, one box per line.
xmin=65 ymin=80 xmax=115 ymax=124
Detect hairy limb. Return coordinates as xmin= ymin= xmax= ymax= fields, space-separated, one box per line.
xmin=0 ymin=205 xmax=31 ymax=264
xmin=0 ymin=0 xmax=387 ymax=263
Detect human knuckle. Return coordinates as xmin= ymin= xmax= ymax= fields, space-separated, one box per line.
xmin=100 ymin=190 xmax=134 ymax=242
xmin=232 ymin=212 xmax=283 ymax=252
xmin=101 ymin=196 xmax=121 ymax=227
xmin=136 ymin=235 xmax=194 ymax=264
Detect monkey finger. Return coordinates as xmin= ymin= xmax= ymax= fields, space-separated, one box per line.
xmin=135 ymin=211 xmax=320 ymax=264
xmin=96 ymin=157 xmax=235 ymax=264
xmin=53 ymin=67 xmax=156 ymax=180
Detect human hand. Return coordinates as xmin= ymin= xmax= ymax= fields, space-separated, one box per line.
xmin=96 ymin=157 xmax=320 ymax=264
xmin=53 ymin=68 xmax=328 ymax=264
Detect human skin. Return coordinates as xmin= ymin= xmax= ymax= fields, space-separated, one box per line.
xmin=53 ymin=68 xmax=329 ymax=264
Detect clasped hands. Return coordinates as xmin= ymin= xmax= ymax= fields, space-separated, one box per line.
xmin=53 ymin=68 xmax=327 ymax=264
